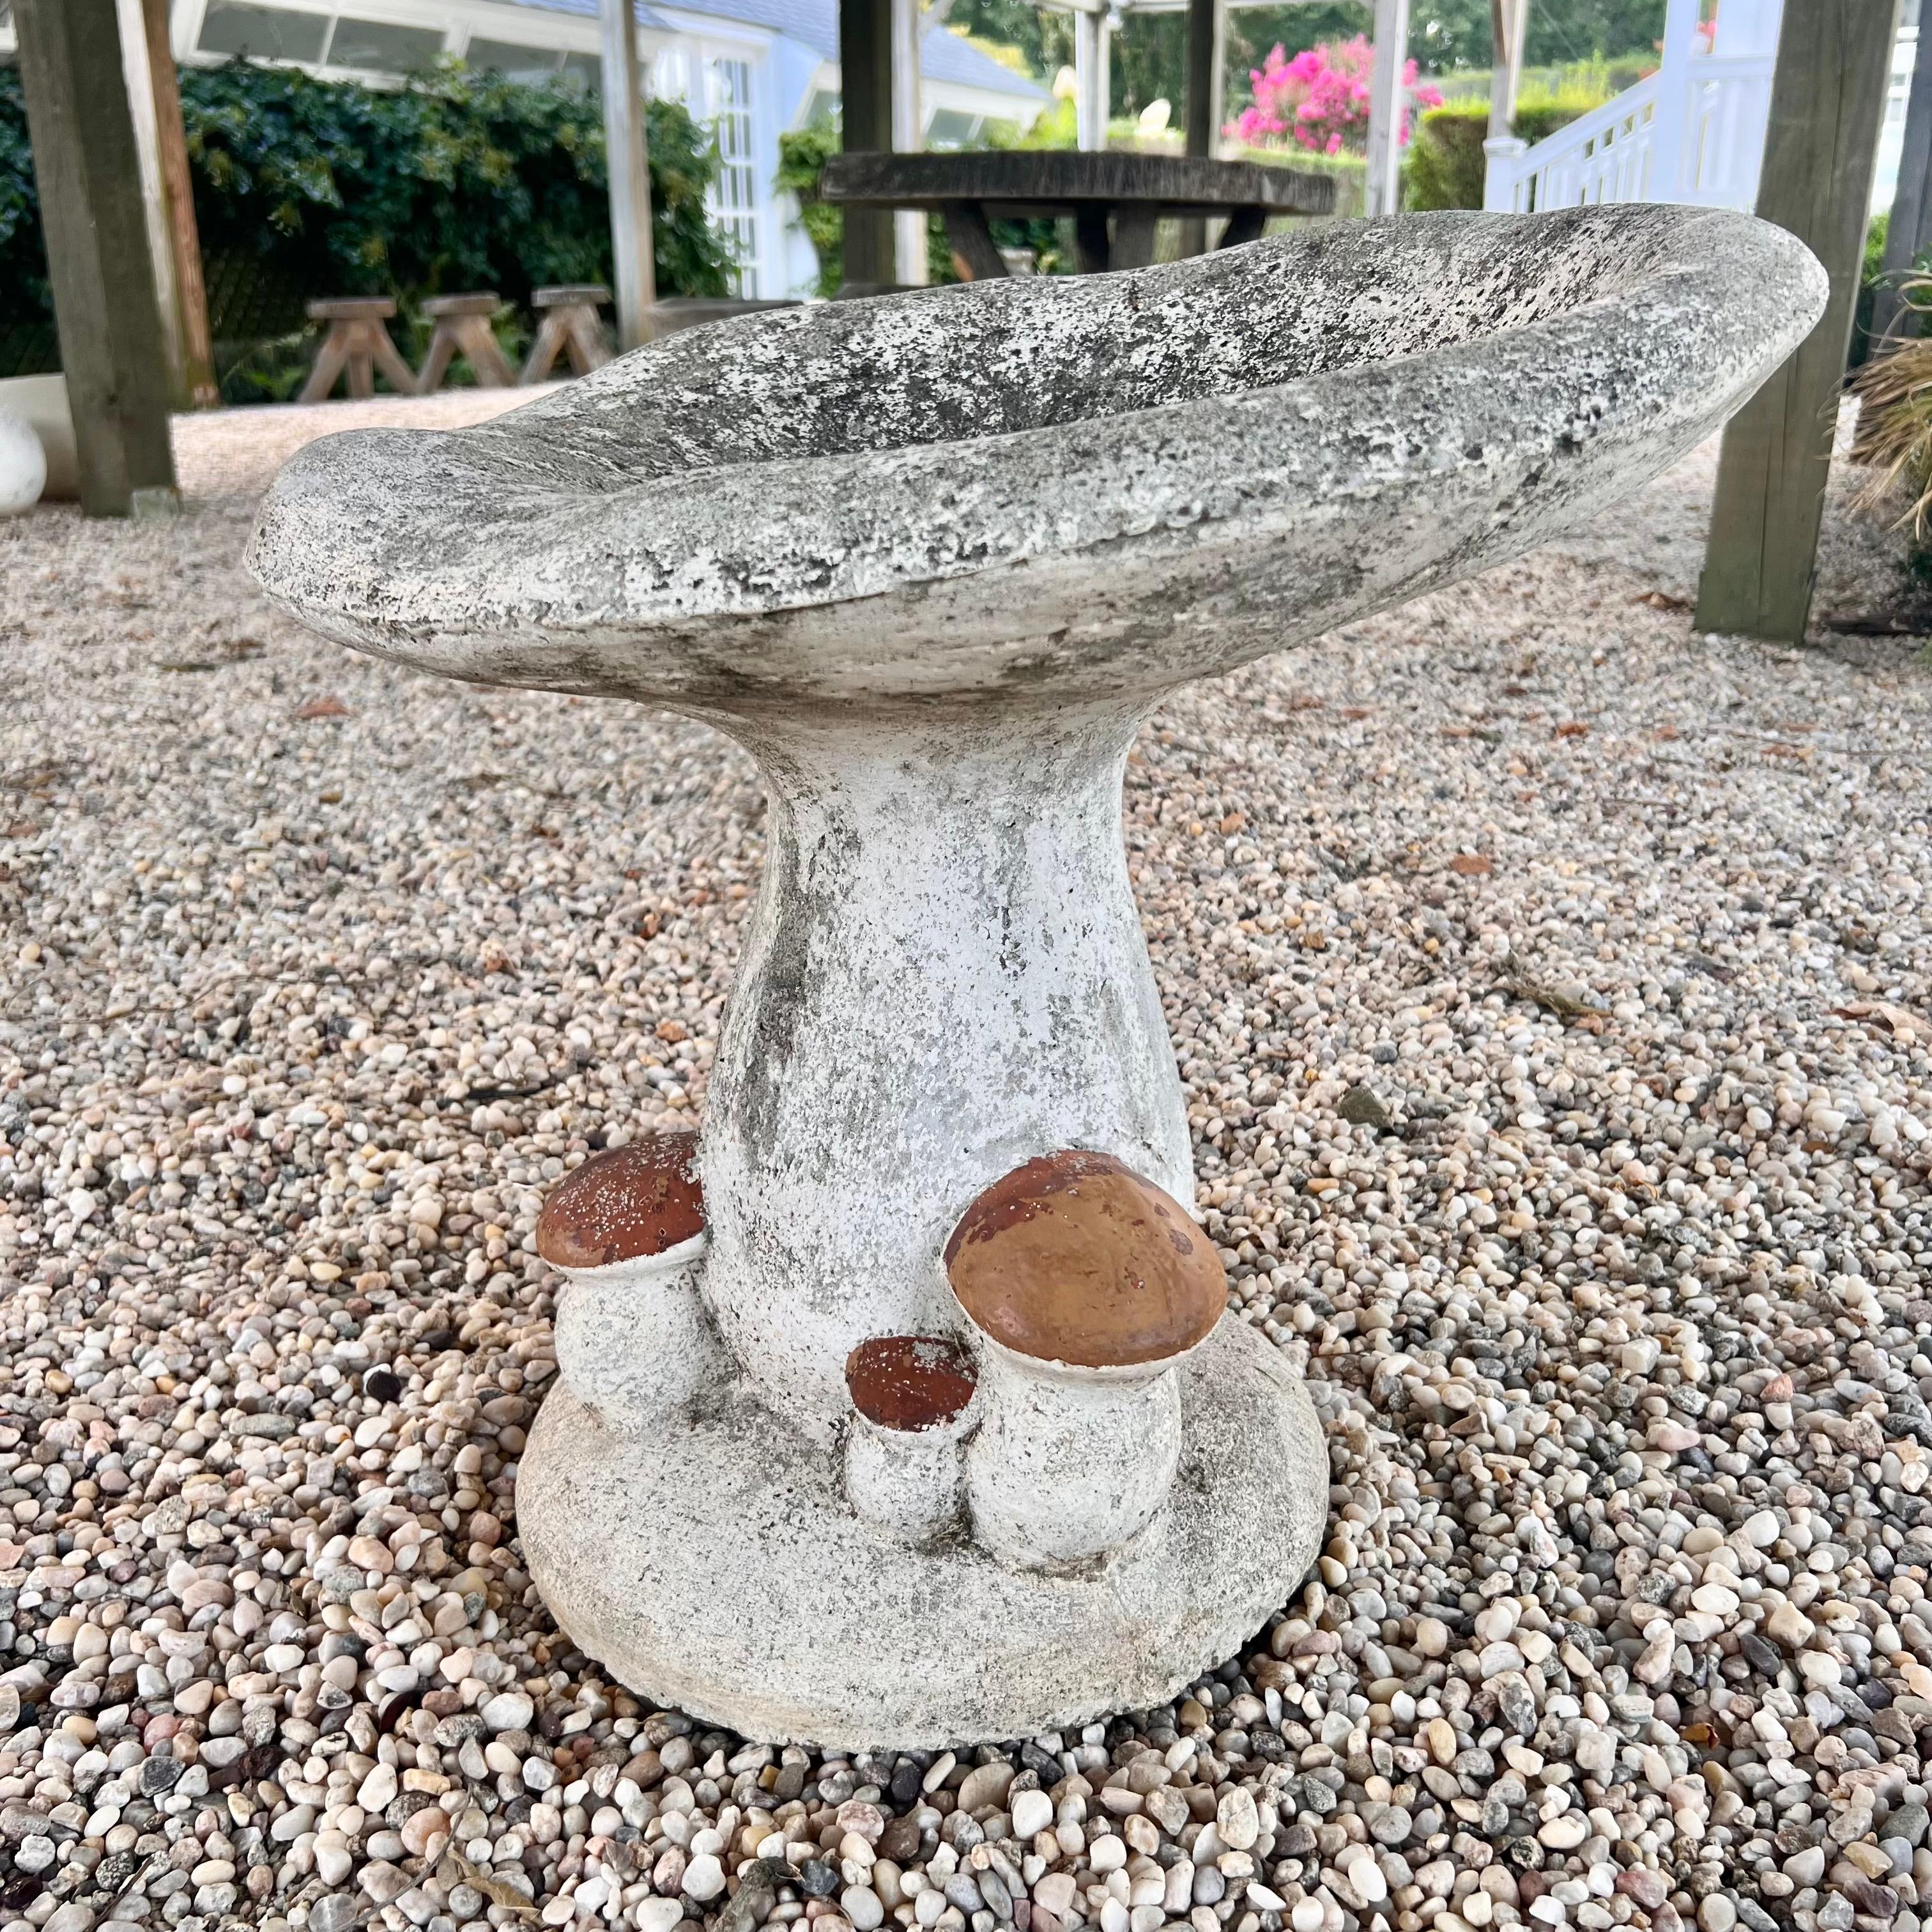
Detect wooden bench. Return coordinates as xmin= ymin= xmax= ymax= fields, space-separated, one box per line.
xmin=818 ymin=151 xmax=1337 ymax=284
xmin=521 ymin=285 xmax=615 ymax=385
xmin=298 ymin=297 xmax=417 ymax=404
xmin=417 ymin=293 xmax=516 ymax=394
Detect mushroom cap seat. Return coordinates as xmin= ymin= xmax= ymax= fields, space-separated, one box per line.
xmin=946 ymin=1150 xmax=1226 ymax=1370
xmin=845 ymin=1336 xmax=979 ymax=1432
xmin=246 ymin=208 xmax=1824 ymax=719
xmin=537 ymin=1133 xmax=705 ymax=1270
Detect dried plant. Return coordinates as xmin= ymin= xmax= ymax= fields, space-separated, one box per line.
xmin=1852 ymin=276 xmax=1932 ymax=540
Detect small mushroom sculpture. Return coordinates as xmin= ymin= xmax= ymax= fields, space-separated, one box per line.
xmin=843 ymin=1335 xmax=979 ymax=1542
xmin=945 ymin=1149 xmax=1225 ymax=1570
xmin=536 ymin=1132 xmax=716 ymax=1427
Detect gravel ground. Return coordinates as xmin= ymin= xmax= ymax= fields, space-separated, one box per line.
xmin=0 ymin=390 xmax=1928 ymax=1932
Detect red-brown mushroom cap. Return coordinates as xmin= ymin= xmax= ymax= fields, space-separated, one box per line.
xmin=943 ymin=1150 xmax=1224 ymax=1368
xmin=536 ymin=1133 xmax=705 ymax=1269
xmin=846 ymin=1336 xmax=977 ymax=1432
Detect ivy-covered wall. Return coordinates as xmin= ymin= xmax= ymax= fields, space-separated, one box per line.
xmin=0 ymin=59 xmax=735 ymax=392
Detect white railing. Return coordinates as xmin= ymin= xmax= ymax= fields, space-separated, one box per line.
xmin=1483 ymin=0 xmax=1781 ymax=217
xmin=1482 ymin=76 xmax=1660 ymax=212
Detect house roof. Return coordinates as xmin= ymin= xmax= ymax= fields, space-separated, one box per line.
xmin=507 ymin=0 xmax=1045 ymax=96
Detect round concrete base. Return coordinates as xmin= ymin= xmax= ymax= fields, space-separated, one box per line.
xmin=516 ymin=1316 xmax=1327 ymax=1749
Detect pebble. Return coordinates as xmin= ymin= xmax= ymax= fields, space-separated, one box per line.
xmin=0 ymin=397 xmax=1927 ymax=1932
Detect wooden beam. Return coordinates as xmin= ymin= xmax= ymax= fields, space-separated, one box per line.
xmin=1073 ymin=8 xmax=1110 ymax=153
xmin=889 ymin=0 xmax=926 ymax=284
xmin=1363 ymin=0 xmax=1409 ymax=218
xmin=139 ymin=0 xmax=218 ymax=408
xmin=601 ymin=0 xmax=657 ymax=349
xmin=1695 ymin=0 xmax=1901 ymax=643
xmin=1874 ymin=8 xmax=1932 ymax=347
xmin=1486 ymin=0 xmax=1526 ymax=139
xmin=12 ymin=0 xmax=177 ymax=517
xmin=1177 ymin=0 xmax=1224 ymax=254
xmin=838 ymin=0 xmax=896 ymax=289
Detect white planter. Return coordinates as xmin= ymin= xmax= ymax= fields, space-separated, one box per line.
xmin=0 ymin=376 xmax=76 ymax=502
xmin=0 ymin=408 xmax=47 ymax=517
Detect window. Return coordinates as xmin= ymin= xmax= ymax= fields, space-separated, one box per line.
xmin=464 ymin=36 xmax=563 ymax=82
xmin=925 ymin=107 xmax=979 ymax=149
xmin=197 ymin=1 xmax=330 ymax=62
xmin=558 ymin=51 xmax=602 ymax=93
xmin=708 ymin=56 xmax=758 ymax=293
xmin=326 ymin=16 xmax=445 ymax=73
xmin=801 ymin=86 xmax=839 ymax=128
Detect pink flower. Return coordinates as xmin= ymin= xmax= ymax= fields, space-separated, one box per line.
xmin=1225 ymin=35 xmax=1442 ymax=155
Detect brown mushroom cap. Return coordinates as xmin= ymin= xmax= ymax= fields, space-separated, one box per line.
xmin=536 ymin=1133 xmax=705 ymax=1269
xmin=846 ymin=1336 xmax=977 ymax=1432
xmin=944 ymin=1150 xmax=1224 ymax=1368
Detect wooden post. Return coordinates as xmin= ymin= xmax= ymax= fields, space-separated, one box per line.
xmin=1874 ymin=9 xmax=1932 ymax=346
xmin=1645 ymin=0 xmax=1701 ymax=205
xmin=839 ymin=0 xmax=896 ymax=289
xmin=1074 ymin=8 xmax=1110 ymax=152
xmin=1694 ymin=0 xmax=1902 ymax=643
xmin=890 ymin=0 xmax=926 ymax=284
xmin=1177 ymin=0 xmax=1225 ymax=254
xmin=137 ymin=0 xmax=217 ymax=408
xmin=1486 ymin=0 xmax=1526 ymax=139
xmin=12 ymin=0 xmax=178 ymax=517
xmin=1363 ymin=0 xmax=1410 ymax=218
xmin=601 ymin=0 xmax=656 ymax=348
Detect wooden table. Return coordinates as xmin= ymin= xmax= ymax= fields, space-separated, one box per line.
xmin=818 ymin=151 xmax=1336 ymax=283
xmin=299 ymin=297 xmax=417 ymax=404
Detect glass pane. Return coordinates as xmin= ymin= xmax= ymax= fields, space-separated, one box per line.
xmin=802 ymin=87 xmax=840 ymax=128
xmin=197 ymin=1 xmax=330 ymax=61
xmin=926 ymin=108 xmax=977 ymax=150
xmin=464 ymin=37 xmax=562 ymax=82
xmin=558 ymin=50 xmax=602 ymax=93
xmin=327 ymin=16 xmax=445 ymax=72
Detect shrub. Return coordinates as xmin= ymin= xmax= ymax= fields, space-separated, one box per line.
xmin=0 ymin=59 xmax=734 ymax=388
xmin=1406 ymin=100 xmax=1487 ymax=210
xmin=1402 ymin=87 xmax=1598 ymax=211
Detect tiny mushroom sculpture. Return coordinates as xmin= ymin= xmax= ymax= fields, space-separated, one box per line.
xmin=537 ymin=1132 xmax=715 ymax=1427
xmin=843 ymin=1335 xmax=979 ymax=1542
xmin=946 ymin=1149 xmax=1225 ymax=1570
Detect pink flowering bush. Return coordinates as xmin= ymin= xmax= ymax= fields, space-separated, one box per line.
xmin=1227 ymin=37 xmax=1442 ymax=155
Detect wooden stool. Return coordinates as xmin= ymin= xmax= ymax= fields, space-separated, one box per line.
xmin=416 ymin=293 xmax=516 ymax=394
xmin=299 ymin=297 xmax=417 ymax=404
xmin=521 ymin=285 xmax=614 ymax=384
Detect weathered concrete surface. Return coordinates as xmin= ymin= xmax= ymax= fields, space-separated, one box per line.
xmin=518 ymin=1315 xmax=1328 ymax=1748
xmin=249 ymin=206 xmax=1823 ymax=1745
xmin=249 ymin=208 xmax=1822 ymax=720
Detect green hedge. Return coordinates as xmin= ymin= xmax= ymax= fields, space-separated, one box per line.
xmin=0 ymin=59 xmax=734 ymax=390
xmin=1407 ymin=102 xmax=1487 ymax=211
xmin=1404 ymin=89 xmax=1600 ymax=212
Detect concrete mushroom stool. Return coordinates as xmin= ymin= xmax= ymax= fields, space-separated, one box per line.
xmin=947 ymin=1151 xmax=1223 ymax=1569
xmin=538 ymin=1133 xmax=717 ymax=1427
xmin=248 ymin=206 xmax=1824 ymax=1747
xmin=843 ymin=1335 xmax=978 ymax=1541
